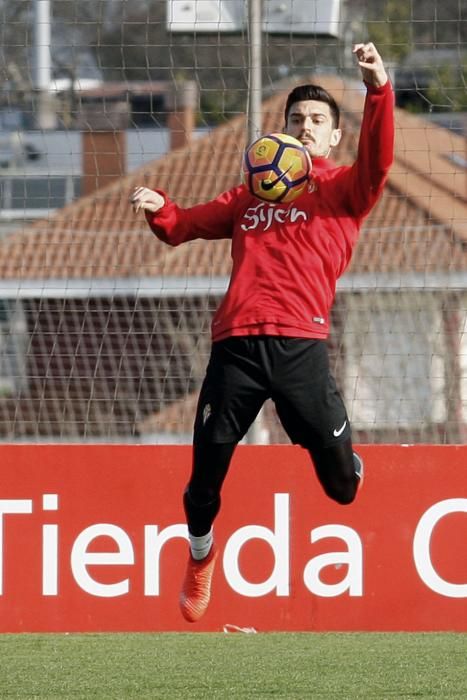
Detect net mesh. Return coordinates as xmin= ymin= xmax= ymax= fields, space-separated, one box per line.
xmin=0 ymin=0 xmax=465 ymax=443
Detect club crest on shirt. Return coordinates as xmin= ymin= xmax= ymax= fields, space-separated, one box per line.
xmin=202 ymin=403 xmax=212 ymax=425
xmin=240 ymin=202 xmax=308 ymax=232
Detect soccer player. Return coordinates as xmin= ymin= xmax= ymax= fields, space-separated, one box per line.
xmin=130 ymin=42 xmax=394 ymax=622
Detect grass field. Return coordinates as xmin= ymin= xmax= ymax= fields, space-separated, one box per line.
xmin=0 ymin=632 xmax=466 ymax=699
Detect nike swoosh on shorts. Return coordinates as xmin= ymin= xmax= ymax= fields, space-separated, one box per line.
xmin=333 ymin=421 xmax=347 ymax=437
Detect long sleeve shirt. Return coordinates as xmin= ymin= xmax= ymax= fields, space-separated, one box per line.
xmin=145 ymin=81 xmax=394 ymax=342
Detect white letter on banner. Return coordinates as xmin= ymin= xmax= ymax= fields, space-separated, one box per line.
xmin=71 ymin=524 xmax=134 ymax=597
xmin=413 ymin=498 xmax=467 ymax=598
xmin=144 ymin=523 xmax=188 ymax=596
xmin=223 ymin=493 xmax=289 ymax=597
xmin=42 ymin=494 xmax=59 ymax=596
xmin=303 ymin=525 xmax=363 ymax=597
xmin=0 ymin=499 xmax=33 ymax=595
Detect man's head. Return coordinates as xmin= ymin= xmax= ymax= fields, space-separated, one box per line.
xmin=284 ymin=84 xmax=342 ymax=158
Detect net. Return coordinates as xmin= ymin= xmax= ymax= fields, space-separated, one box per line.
xmin=0 ymin=0 xmax=465 ymax=443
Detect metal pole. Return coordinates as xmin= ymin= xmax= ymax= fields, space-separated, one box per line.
xmin=34 ymin=0 xmax=51 ymax=90
xmin=247 ymin=0 xmax=262 ymax=146
xmin=33 ymin=0 xmax=56 ymax=129
xmin=245 ymin=0 xmax=267 ymax=444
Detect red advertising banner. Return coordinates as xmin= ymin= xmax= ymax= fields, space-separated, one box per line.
xmin=0 ymin=444 xmax=465 ymax=632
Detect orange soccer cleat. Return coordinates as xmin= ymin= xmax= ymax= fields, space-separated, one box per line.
xmin=179 ymin=545 xmax=219 ymax=623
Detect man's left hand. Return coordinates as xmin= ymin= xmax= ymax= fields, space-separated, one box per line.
xmin=353 ymin=42 xmax=388 ymax=88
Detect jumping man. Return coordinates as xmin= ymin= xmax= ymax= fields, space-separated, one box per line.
xmin=130 ymin=43 xmax=394 ymax=622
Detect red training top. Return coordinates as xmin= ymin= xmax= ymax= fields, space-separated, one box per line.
xmin=146 ymin=81 xmax=394 ymax=342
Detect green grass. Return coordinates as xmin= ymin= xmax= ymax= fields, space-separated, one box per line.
xmin=0 ymin=633 xmax=465 ymax=699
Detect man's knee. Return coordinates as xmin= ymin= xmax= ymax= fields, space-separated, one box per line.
xmin=324 ymin=478 xmax=358 ymax=505
xmin=308 ymin=443 xmax=360 ymax=505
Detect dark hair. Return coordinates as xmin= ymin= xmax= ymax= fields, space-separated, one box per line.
xmin=284 ymin=84 xmax=340 ymax=128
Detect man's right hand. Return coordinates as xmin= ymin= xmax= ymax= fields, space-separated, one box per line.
xmin=130 ymin=187 xmax=165 ymax=214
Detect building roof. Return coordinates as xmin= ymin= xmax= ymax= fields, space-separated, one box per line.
xmin=0 ymin=75 xmax=466 ymax=291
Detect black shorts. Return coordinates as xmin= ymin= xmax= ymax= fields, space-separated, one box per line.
xmin=193 ymin=336 xmax=351 ymax=450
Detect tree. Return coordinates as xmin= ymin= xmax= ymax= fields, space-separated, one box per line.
xmin=365 ymin=1 xmax=412 ymax=63
xmin=425 ymin=60 xmax=467 ymax=112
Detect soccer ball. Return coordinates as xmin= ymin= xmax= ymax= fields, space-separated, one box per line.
xmin=242 ymin=133 xmax=312 ymax=204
